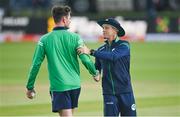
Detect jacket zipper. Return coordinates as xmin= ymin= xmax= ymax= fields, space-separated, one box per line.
xmin=107 ymin=44 xmax=115 ymax=95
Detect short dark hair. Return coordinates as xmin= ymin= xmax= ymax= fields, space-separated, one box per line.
xmin=52 ymin=5 xmax=71 ymax=24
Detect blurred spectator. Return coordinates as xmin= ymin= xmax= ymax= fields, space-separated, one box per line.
xmin=9 ymin=0 xmax=50 ymax=10
xmin=0 ymin=0 xmax=10 ymax=16
xmin=0 ymin=0 xmax=8 ymax=8
xmin=153 ymin=0 xmax=169 ymax=11
xmin=9 ymin=0 xmax=30 ymax=10
xmin=66 ymin=0 xmax=97 ymax=13
xmin=146 ymin=0 xmax=157 ymax=18
xmin=32 ymin=0 xmax=50 ymax=9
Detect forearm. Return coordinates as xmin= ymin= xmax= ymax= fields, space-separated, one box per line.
xmin=26 ymin=64 xmax=41 ymax=90
xmin=91 ymin=50 xmax=114 ymax=61
xmin=91 ymin=49 xmax=129 ymax=61
xmin=26 ymin=44 xmax=45 ymax=90
xmin=79 ymin=54 xmax=98 ymax=76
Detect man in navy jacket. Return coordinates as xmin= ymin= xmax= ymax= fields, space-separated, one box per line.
xmin=78 ymin=18 xmax=136 ymax=116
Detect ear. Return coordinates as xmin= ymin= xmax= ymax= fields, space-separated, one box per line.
xmin=62 ymin=16 xmax=66 ymax=23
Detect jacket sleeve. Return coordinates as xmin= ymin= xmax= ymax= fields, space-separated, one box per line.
xmin=95 ymin=58 xmax=101 ymax=73
xmin=26 ymin=41 xmax=45 ymax=90
xmin=93 ymin=43 xmax=130 ymax=61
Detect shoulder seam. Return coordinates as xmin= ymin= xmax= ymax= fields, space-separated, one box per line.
xmin=119 ymin=42 xmax=130 ymax=49
xmin=97 ymin=44 xmax=106 ymax=50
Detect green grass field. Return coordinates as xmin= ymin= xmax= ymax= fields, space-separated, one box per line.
xmin=0 ymin=41 xmax=180 ymax=116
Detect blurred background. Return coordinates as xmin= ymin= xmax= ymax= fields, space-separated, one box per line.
xmin=0 ymin=0 xmax=180 ymax=42
xmin=0 ymin=0 xmax=180 ymax=116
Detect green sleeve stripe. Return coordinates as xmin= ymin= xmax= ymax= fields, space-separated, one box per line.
xmin=38 ymin=41 xmax=43 ymax=46
xmin=120 ymin=42 xmax=130 ymax=49
xmin=76 ymin=45 xmax=84 ymax=49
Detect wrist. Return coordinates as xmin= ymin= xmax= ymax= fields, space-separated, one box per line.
xmin=93 ymin=70 xmax=99 ymax=77
xmin=26 ymin=87 xmax=34 ymax=91
xmin=90 ymin=49 xmax=95 ymax=56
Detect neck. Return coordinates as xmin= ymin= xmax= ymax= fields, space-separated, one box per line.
xmin=107 ymin=35 xmax=117 ymax=44
xmin=55 ymin=21 xmax=66 ymax=27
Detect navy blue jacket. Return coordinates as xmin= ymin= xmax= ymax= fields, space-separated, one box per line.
xmin=93 ymin=37 xmax=133 ymax=95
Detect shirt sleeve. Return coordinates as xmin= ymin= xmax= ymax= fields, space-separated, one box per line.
xmin=76 ymin=36 xmax=98 ymax=76
xmin=93 ymin=43 xmax=130 ymax=61
xmin=76 ymin=36 xmax=84 ymax=49
xmin=79 ymin=54 xmax=98 ymax=76
xmin=26 ymin=41 xmax=45 ymax=90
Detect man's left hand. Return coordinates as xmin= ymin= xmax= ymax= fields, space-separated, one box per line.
xmin=77 ymin=45 xmax=90 ymax=55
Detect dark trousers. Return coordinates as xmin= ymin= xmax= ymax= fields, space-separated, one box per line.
xmin=103 ymin=93 xmax=136 ymax=116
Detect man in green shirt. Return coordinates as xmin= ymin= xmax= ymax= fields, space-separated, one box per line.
xmin=26 ymin=5 xmax=100 ymax=116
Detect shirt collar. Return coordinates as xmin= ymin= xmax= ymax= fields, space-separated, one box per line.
xmin=53 ymin=26 xmax=68 ymax=31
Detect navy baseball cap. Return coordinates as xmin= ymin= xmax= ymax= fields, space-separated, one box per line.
xmin=97 ymin=18 xmax=125 ymax=37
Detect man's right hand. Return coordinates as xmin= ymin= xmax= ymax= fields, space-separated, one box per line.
xmin=93 ymin=73 xmax=101 ymax=82
xmin=26 ymin=89 xmax=36 ymax=99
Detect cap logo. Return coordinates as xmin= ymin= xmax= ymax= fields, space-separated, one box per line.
xmin=105 ymin=19 xmax=109 ymax=21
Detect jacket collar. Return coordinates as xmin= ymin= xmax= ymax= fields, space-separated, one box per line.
xmin=53 ymin=26 xmax=68 ymax=31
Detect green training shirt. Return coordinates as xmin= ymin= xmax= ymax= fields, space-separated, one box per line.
xmin=26 ymin=27 xmax=97 ymax=92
